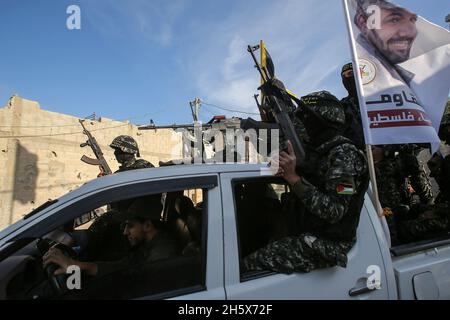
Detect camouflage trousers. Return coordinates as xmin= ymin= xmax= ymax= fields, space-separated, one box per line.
xmin=387 ymin=203 xmax=450 ymax=244
xmin=242 ymin=234 xmax=354 ymax=274
xmin=397 ymin=214 xmax=450 ymax=243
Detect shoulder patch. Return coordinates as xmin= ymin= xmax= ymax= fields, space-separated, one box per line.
xmin=336 ymin=183 xmax=355 ymax=195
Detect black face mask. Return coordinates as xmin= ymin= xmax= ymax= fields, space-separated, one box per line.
xmin=300 ymin=112 xmax=339 ymax=147
xmin=342 ymin=75 xmax=357 ymax=98
xmin=114 ymin=150 xmax=134 ymax=164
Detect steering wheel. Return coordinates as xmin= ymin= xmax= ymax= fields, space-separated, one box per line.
xmin=36 ymin=238 xmax=78 ymax=296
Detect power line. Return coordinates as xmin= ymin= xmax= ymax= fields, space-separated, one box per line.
xmin=201 ymin=101 xmax=260 ymax=116
xmin=0 ymin=109 xmax=168 ymax=128
xmin=0 ymin=123 xmax=83 ymax=128
xmin=201 ymin=106 xmax=217 ymax=116
xmin=0 ymin=123 xmax=130 ymax=139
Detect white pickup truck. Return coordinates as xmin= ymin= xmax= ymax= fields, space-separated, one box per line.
xmin=0 ymin=164 xmax=449 ymax=300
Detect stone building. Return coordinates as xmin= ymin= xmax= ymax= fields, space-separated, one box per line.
xmin=0 ymin=95 xmax=183 ymax=229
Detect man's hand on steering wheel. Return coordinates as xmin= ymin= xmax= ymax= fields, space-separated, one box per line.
xmin=43 ymin=247 xmax=76 ymax=275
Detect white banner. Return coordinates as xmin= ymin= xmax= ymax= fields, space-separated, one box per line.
xmin=343 ymin=0 xmax=450 ymax=151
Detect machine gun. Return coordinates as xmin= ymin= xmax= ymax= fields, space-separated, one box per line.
xmin=247 ymin=43 xmax=305 ymax=164
xmin=79 ymin=119 xmax=112 ymax=176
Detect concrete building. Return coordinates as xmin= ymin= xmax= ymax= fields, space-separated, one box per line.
xmin=0 ymin=95 xmax=183 ymax=229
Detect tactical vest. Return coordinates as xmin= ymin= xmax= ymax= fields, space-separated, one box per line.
xmin=284 ymin=138 xmax=369 ymax=242
xmin=117 ymin=159 xmax=155 ymax=172
xmin=341 ymin=97 xmax=365 ymax=150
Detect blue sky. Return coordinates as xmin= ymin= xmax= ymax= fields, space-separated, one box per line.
xmin=0 ymin=0 xmax=448 ymax=126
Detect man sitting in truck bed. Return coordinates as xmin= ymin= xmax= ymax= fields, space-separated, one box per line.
xmin=243 ymin=91 xmax=369 ymax=274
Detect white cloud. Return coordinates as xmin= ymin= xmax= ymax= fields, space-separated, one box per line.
xmin=79 ymin=0 xmax=352 ymax=118
xmin=81 ymin=0 xmax=188 ymax=46
xmin=185 ymin=0 xmax=352 ymax=118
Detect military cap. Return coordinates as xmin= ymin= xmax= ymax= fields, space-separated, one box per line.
xmin=298 ymin=91 xmax=346 ymax=127
xmin=110 ymin=135 xmax=140 ymax=156
xmin=341 ymin=63 xmax=353 ymax=75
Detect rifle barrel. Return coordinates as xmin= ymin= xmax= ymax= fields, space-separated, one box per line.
xmin=247 ymin=45 xmax=267 ymax=82
xmin=138 ymin=123 xmax=213 ymax=130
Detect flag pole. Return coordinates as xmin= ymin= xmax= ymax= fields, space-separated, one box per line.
xmin=260 ymin=40 xmax=266 ymax=106
xmin=341 ymin=0 xmax=391 ymax=245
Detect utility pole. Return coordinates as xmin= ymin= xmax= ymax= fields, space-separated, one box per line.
xmin=189 ymin=98 xmax=202 ymax=123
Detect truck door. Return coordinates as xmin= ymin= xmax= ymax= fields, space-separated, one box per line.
xmin=221 ymin=172 xmax=390 ymax=299
xmin=0 ymin=174 xmax=224 ymax=300
xmin=391 ymin=234 xmax=450 ymax=299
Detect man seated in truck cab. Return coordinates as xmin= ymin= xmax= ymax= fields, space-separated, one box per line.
xmin=42 ymin=194 xmax=178 ymax=281
xmin=80 ymin=136 xmax=156 ymax=263
xmin=243 ymin=91 xmax=369 ymax=274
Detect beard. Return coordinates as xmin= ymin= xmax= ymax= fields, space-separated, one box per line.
xmin=367 ymin=30 xmax=415 ymax=64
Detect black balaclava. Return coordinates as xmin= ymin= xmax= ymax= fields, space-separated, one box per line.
xmin=341 ymin=63 xmax=357 ymax=98
xmin=114 ymin=148 xmax=135 ymax=165
xmin=298 ymin=109 xmax=340 ymax=148
xmin=342 ymin=76 xmax=357 ymax=98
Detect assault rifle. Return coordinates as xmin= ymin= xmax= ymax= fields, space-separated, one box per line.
xmin=79 ymin=119 xmax=112 ymax=175
xmin=247 ymin=43 xmax=305 ymax=164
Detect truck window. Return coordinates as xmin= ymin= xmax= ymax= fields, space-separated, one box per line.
xmin=1 ymin=188 xmax=208 ymax=300
xmin=233 ymin=179 xmax=289 ymax=279
xmin=373 ymin=144 xmax=450 ymax=249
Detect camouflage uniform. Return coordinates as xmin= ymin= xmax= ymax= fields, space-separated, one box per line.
xmin=436 ymin=167 xmax=450 ymax=205
xmin=382 ymin=144 xmax=433 ymax=205
xmin=375 ymin=145 xmax=433 ymax=208
xmin=340 ymin=95 xmax=365 ymax=150
xmin=375 ymin=144 xmax=438 ymax=244
xmin=433 ymin=100 xmax=450 ymax=204
xmin=243 ymin=91 xmax=369 ymax=274
xmin=116 ymin=158 xmax=154 ymax=172
xmin=109 ymin=135 xmax=155 ymax=172
xmin=396 ymin=203 xmax=450 ymax=243
xmin=437 ymin=99 xmax=450 ymax=139
xmin=374 ymin=150 xmax=407 ymax=244
xmin=399 ymin=106 xmax=450 ymax=242
xmin=340 ymin=63 xmax=365 ymax=150
xmin=110 ymin=135 xmax=155 ymax=210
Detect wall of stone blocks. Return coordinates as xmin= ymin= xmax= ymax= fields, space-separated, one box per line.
xmin=0 ymin=96 xmax=183 ymax=229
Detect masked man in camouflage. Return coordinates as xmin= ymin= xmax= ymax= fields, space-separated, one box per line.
xmin=243 ymin=91 xmax=369 ymax=274
xmin=340 ymin=62 xmax=365 ymax=150
xmin=339 ymin=62 xmax=433 ymax=208
xmin=109 ymin=135 xmax=154 ymax=172
xmin=380 ymin=107 xmax=450 ymax=244
xmin=394 ymin=103 xmax=450 ymax=243
xmin=429 ymin=102 xmax=450 ymax=205
xmin=83 ymin=135 xmax=155 ymax=261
